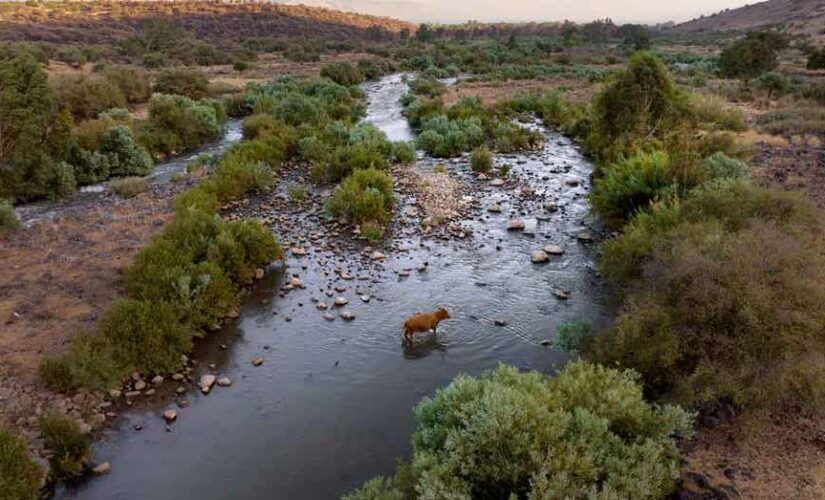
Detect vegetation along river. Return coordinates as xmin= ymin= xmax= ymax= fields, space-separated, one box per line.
xmin=58 ymin=74 xmax=606 ymax=499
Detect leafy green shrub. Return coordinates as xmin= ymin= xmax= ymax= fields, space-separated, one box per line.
xmin=96 ymin=299 xmax=192 ymax=375
xmin=328 ymin=168 xmax=394 ymax=226
xmin=153 ymin=68 xmax=209 ymax=100
xmin=39 ymin=415 xmax=90 ymax=481
xmin=52 ymin=73 xmax=126 ymax=120
xmin=110 ymin=177 xmax=149 ymax=198
xmin=719 ymin=32 xmax=785 ymax=80
xmin=138 ymin=94 xmax=223 ymax=155
xmin=320 ymin=62 xmax=365 ymax=86
xmin=100 ymin=126 xmax=153 ymax=177
xmin=0 ymin=199 xmax=19 ymax=233
xmin=392 ymin=141 xmax=416 ymax=164
xmin=346 ymin=362 xmax=692 ymax=499
xmin=590 ymin=151 xmax=674 ymax=226
xmin=287 ymin=183 xmax=308 ymax=204
xmin=701 ymin=152 xmax=750 ymax=181
xmin=470 ymin=146 xmax=493 ymax=173
xmin=589 ymin=180 xmax=825 ymax=412
xmin=408 ymin=77 xmax=446 ymax=98
xmin=207 ymin=159 xmax=274 ymax=203
xmin=242 ymin=114 xmax=280 ymax=140
xmin=47 ymin=162 xmax=77 ymax=199
xmin=38 ymin=357 xmax=76 ymax=393
xmin=418 ymin=115 xmax=485 ymax=157
xmin=0 ymin=428 xmax=42 ymax=500
xmin=688 ymin=93 xmax=746 ymax=131
xmin=99 ymin=65 xmax=151 ymax=105
xmin=808 ymin=48 xmax=825 ymax=70
xmin=361 ymin=221 xmax=384 ymax=241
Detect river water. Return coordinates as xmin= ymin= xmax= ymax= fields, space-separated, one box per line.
xmin=58 ymin=75 xmax=605 ymax=500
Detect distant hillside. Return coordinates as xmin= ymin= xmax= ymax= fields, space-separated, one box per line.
xmin=0 ymin=1 xmax=415 ymax=44
xmin=674 ymin=0 xmax=825 ymax=41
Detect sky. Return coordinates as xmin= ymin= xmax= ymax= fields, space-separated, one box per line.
xmin=279 ymin=0 xmax=757 ymax=24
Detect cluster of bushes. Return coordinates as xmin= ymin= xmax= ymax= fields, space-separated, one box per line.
xmin=118 ymin=19 xmax=234 ymax=68
xmin=39 ymin=127 xmax=282 ymax=391
xmin=327 ymin=168 xmax=394 ymax=237
xmin=718 ymin=31 xmax=788 ymax=81
xmin=38 ymin=415 xmax=90 ymax=481
xmin=319 ymin=61 xmax=365 ymax=86
xmin=136 ymin=94 xmax=225 ymax=156
xmin=346 ymin=362 xmax=692 ymax=499
xmin=405 ymin=96 xmax=542 ymax=157
xmin=152 ymin=68 xmax=209 ymax=100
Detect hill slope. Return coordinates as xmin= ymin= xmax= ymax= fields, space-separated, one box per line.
xmin=674 ymin=0 xmax=825 ymax=41
xmin=0 ymin=1 xmax=415 ymax=44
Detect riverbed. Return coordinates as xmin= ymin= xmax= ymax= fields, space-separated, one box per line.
xmin=58 ymin=74 xmax=605 ymax=499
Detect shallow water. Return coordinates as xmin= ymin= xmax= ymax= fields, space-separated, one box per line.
xmin=59 ymin=75 xmax=606 ymax=500
xmin=15 ymin=120 xmax=243 ymax=226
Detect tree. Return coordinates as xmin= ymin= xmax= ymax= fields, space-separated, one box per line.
xmin=0 ymin=48 xmax=56 ymax=201
xmin=416 ymin=23 xmax=435 ymax=43
xmin=619 ymin=24 xmax=651 ymax=51
xmin=755 ymin=71 xmax=790 ymax=100
xmin=719 ymin=31 xmax=787 ymax=80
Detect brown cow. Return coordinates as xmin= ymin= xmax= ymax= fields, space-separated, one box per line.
xmin=403 ymin=307 xmax=451 ymax=344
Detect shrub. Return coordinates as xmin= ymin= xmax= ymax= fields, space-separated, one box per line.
xmin=96 ymin=299 xmax=192 ymax=375
xmin=242 ymin=114 xmax=280 ymax=140
xmin=287 ymin=183 xmax=308 ymax=204
xmin=0 ymin=428 xmax=42 ymax=500
xmin=99 ymin=65 xmax=151 ymax=104
xmin=701 ymin=152 xmax=750 ymax=181
xmin=47 ymin=162 xmax=77 ymax=199
xmin=719 ymin=32 xmax=784 ymax=80
xmin=99 ymin=126 xmax=153 ymax=177
xmin=139 ymin=94 xmax=223 ymax=155
xmin=688 ymin=93 xmax=746 ymax=131
xmin=0 ymin=199 xmax=19 ymax=233
xmin=391 ymin=141 xmax=416 ymax=164
xmin=320 ymin=62 xmax=364 ymax=86
xmin=52 ymin=73 xmax=126 ymax=120
xmin=808 ymin=48 xmax=825 ymax=70
xmin=328 ymin=168 xmax=395 ymax=225
xmin=361 ymin=221 xmax=384 ymax=241
xmin=39 ymin=415 xmax=90 ymax=481
xmin=346 ymin=362 xmax=692 ymax=499
xmin=470 ymin=146 xmax=493 ymax=173
xmin=408 ymin=77 xmax=445 ymax=98
xmin=39 ymin=357 xmax=76 ymax=393
xmin=110 ymin=177 xmax=149 ymax=198
xmin=590 ymin=151 xmax=674 ymax=226
xmin=153 ymin=68 xmax=209 ymax=100
xmin=590 ymin=180 xmax=825 ymax=411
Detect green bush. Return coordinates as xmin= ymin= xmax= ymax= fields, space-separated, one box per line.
xmin=109 ymin=176 xmax=149 ymax=198
xmin=39 ymin=415 xmax=90 ymax=481
xmin=38 ymin=357 xmax=76 ymax=393
xmin=138 ymin=94 xmax=223 ymax=155
xmin=470 ymin=146 xmax=493 ymax=173
xmin=688 ymin=93 xmax=746 ymax=131
xmin=755 ymin=71 xmax=790 ymax=99
xmin=99 ymin=65 xmax=151 ymax=104
xmin=0 ymin=199 xmax=19 ymax=233
xmin=153 ymin=68 xmax=209 ymax=100
xmin=392 ymin=141 xmax=416 ymax=164
xmin=242 ymin=114 xmax=280 ymax=140
xmin=589 ymin=180 xmax=825 ymax=412
xmin=47 ymin=162 xmax=77 ymax=199
xmin=701 ymin=152 xmax=750 ymax=181
xmin=719 ymin=32 xmax=784 ymax=80
xmin=328 ymin=168 xmax=394 ymax=226
xmin=0 ymin=428 xmax=42 ymax=500
xmin=99 ymin=126 xmax=153 ymax=177
xmin=808 ymin=48 xmax=825 ymax=70
xmin=346 ymin=362 xmax=692 ymax=499
xmin=590 ymin=151 xmax=674 ymax=227
xmin=408 ymin=77 xmax=446 ymax=98
xmin=96 ymin=299 xmax=192 ymax=375
xmin=320 ymin=62 xmax=365 ymax=86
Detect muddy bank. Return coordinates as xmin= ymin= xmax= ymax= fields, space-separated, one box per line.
xmin=58 ymin=75 xmax=606 ymax=500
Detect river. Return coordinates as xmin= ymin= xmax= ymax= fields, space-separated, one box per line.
xmin=57 ymin=74 xmax=605 ymax=500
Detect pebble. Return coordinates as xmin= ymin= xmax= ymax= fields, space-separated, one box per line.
xmin=133 ymin=380 xmax=147 ymax=391
xmin=199 ymin=374 xmax=217 ymax=394
xmin=494 ymin=319 xmax=507 ymax=326
xmin=544 ymin=245 xmax=564 ymax=255
xmin=490 ymin=178 xmax=505 ymax=187
xmin=323 ymin=312 xmax=335 ymax=321
xmin=340 ymin=311 xmax=356 ymax=321
xmin=163 ymin=409 xmax=177 ymax=422
xmin=251 ymin=356 xmax=264 ymax=367
xmin=334 ymin=296 xmax=349 ymax=306
xmin=291 ymin=247 xmax=306 ymax=256
xmin=531 ymin=250 xmax=550 ymax=263
xmin=487 ymin=203 xmax=502 ymax=213
xmin=371 ymin=251 xmax=386 ymax=260
xmin=360 ymin=295 xmax=370 ymax=303
xmin=554 ymin=290 xmax=570 ymax=300
xmin=151 ymin=375 xmax=164 ymax=386
xmin=506 ymin=218 xmax=525 ymax=231
xmin=217 ymin=377 xmax=232 ymax=387
xmin=92 ymin=462 xmax=112 ymax=475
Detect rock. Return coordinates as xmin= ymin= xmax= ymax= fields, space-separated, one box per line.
xmin=489 ymin=178 xmax=505 ymax=187
xmin=92 ymin=462 xmax=111 ymax=475
xmin=543 ymin=202 xmax=559 ymax=212
xmin=360 ymin=295 xmax=370 ymax=303
xmin=576 ymin=230 xmax=594 ymax=242
xmin=323 ymin=312 xmax=335 ymax=321
xmin=340 ymin=311 xmax=356 ymax=321
xmin=108 ymin=389 xmax=121 ymax=399
xmin=371 ymin=251 xmax=386 ymax=261
xmin=79 ymin=422 xmax=92 ymax=434
xmin=565 ymin=178 xmax=580 ymax=187
xmin=290 ymin=277 xmax=303 ymax=288
xmin=531 ymin=250 xmax=550 ymax=263
xmin=543 ymin=244 xmax=564 ymax=255
xmin=522 ymin=218 xmax=537 ymax=236
xmin=487 ymin=203 xmax=502 ymax=213
xmin=151 ymin=375 xmax=164 ymax=386
xmin=291 ymin=247 xmax=306 ymax=257
xmin=251 ymin=356 xmax=264 ymax=367
xmin=133 ymin=380 xmax=147 ymax=391
xmin=124 ymin=391 xmax=141 ymax=399
xmin=334 ymin=296 xmax=349 ymax=306
xmin=163 ymin=409 xmax=177 ymax=422
xmin=199 ymin=375 xmax=216 ymax=394
xmin=539 ymin=340 xmax=552 ymax=346
xmin=494 ymin=319 xmax=507 ymax=326
xmin=144 ymin=389 xmax=156 ymax=396
xmin=417 ymin=262 xmax=427 ymax=272
xmin=316 ymin=302 xmax=328 ymax=310
xmin=171 ymin=373 xmax=184 ymax=381
xmin=506 ymin=218 xmax=525 ymax=231
xmin=217 ymin=377 xmax=232 ymax=387
xmin=228 ymin=309 xmax=240 ymax=319
xmin=176 ymin=387 xmax=186 ymax=395
xmin=254 ymin=268 xmax=265 ymax=280
xmin=554 ymin=290 xmax=570 ymax=300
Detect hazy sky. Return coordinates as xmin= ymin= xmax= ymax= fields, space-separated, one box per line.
xmin=281 ymin=0 xmax=756 ymax=24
